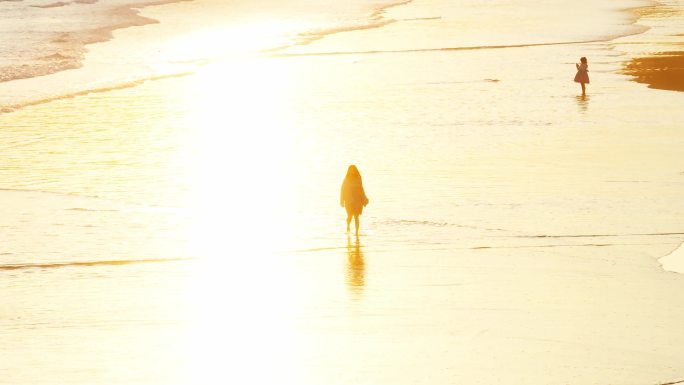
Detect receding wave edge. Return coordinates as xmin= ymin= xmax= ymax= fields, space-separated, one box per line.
xmin=0 ymin=257 xmax=191 ymax=271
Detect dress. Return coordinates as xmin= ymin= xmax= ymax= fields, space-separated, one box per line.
xmin=340 ymin=178 xmax=368 ymax=216
xmin=574 ymin=63 xmax=590 ymax=84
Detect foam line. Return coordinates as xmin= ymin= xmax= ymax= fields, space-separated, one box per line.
xmin=0 ymin=0 xmax=190 ymax=84
xmin=659 ymin=241 xmax=684 ymax=274
xmin=31 ymin=2 xmax=70 ymax=8
xmin=0 ymin=257 xmax=191 ymax=271
xmin=659 ymin=379 xmax=684 ymax=385
xmin=0 ymin=72 xmax=193 ymax=114
xmin=267 ymin=38 xmax=632 ymax=58
xmin=507 ymin=232 xmax=684 ymax=238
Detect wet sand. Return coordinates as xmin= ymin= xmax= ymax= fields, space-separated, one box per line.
xmin=623 ymin=51 xmax=684 ymax=91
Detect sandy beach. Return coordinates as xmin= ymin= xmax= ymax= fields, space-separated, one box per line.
xmin=1 ymin=0 xmax=684 ymax=384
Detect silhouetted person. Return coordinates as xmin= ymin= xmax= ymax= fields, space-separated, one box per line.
xmin=340 ymin=165 xmax=369 ymax=236
xmin=574 ymin=56 xmax=590 ymax=95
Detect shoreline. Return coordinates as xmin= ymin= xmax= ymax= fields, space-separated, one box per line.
xmin=0 ymin=0 xmax=190 ymax=84
xmin=0 ymin=0 xmax=199 ymax=114
xmin=0 ymin=0 xmax=410 ymax=115
xmin=0 ymin=0 xmax=677 ymax=115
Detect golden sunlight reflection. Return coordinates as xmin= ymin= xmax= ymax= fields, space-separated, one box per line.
xmin=184 ymin=254 xmax=308 ymax=384
xmin=175 ymin=54 xmax=319 ymax=384
xmin=166 ymin=21 xmax=303 ymax=60
xmin=346 ymin=235 xmax=365 ymax=299
xmin=179 ymin=56 xmax=302 ymax=258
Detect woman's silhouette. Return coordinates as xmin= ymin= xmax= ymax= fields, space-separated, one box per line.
xmin=574 ymin=56 xmax=590 ymax=95
xmin=340 ymin=165 xmax=369 ymax=236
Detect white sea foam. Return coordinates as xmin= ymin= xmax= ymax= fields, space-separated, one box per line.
xmin=660 ymin=242 xmax=684 ymax=274
xmin=0 ymin=0 xmax=415 ymax=112
xmin=0 ymin=0 xmax=186 ymax=83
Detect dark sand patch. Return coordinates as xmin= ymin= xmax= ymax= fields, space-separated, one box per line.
xmin=622 ymin=51 xmax=684 ymax=92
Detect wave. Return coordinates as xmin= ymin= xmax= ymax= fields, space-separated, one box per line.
xmin=376 ymin=218 xmax=510 ymax=233
xmin=0 ymin=71 xmax=193 ymax=114
xmin=1 ymin=0 xmax=410 ymax=113
xmin=64 ymin=207 xmax=120 ymax=212
xmin=265 ymin=0 xmax=653 ymax=58
xmin=378 ymin=218 xmax=460 ymax=227
xmin=37 ymin=53 xmax=78 ymax=61
xmin=658 ymin=378 xmax=684 ymax=385
xmin=290 ymin=241 xmax=667 ymax=255
xmin=267 ymin=38 xmax=642 ymax=58
xmin=284 ymin=19 xmax=396 ymax=48
xmin=400 ymin=17 xmax=441 ymax=21
xmin=0 ymin=0 xmax=658 ymax=114
xmin=0 ymin=186 xmax=104 ymax=199
xmin=31 ymin=1 xmax=70 ymax=8
xmin=34 ymin=0 xmax=100 ymax=6
xmin=0 ymin=0 xmax=188 ymax=84
xmin=508 ymin=232 xmax=684 ymax=238
xmin=469 ymin=242 xmax=671 ymax=250
xmin=301 ymin=0 xmax=411 ymax=45
xmin=0 ymin=257 xmax=191 ymax=271
xmin=0 ymin=187 xmax=183 ymax=214
xmin=259 ymin=0 xmax=413 ymax=51
xmin=2 ymin=0 xmax=407 ymax=86
xmin=659 ymin=241 xmax=684 ymax=274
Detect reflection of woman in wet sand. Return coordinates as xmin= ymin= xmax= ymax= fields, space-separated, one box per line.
xmin=574 ymin=56 xmax=590 ymax=95
xmin=340 ymin=165 xmax=369 ymax=236
xmin=346 ymin=235 xmax=365 ymax=297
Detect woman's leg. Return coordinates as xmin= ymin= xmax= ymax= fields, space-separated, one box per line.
xmin=581 ymin=83 xmax=586 ymax=95
xmin=346 ymin=213 xmax=352 ymax=232
xmin=354 ymin=215 xmax=360 ymax=236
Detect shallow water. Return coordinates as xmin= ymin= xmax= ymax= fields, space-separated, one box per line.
xmin=2 ymin=0 xmax=684 ymax=384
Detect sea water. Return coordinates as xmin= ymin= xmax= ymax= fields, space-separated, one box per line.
xmin=0 ymin=0 xmax=652 ymax=111
xmin=1 ymin=0 xmax=684 ymax=384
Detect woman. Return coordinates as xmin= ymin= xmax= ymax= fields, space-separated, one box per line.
xmin=340 ymin=165 xmax=369 ymax=236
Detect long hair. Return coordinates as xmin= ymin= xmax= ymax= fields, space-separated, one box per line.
xmin=345 ymin=165 xmax=362 ymax=182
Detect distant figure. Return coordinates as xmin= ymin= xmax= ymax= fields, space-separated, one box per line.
xmin=574 ymin=56 xmax=590 ymax=95
xmin=340 ymin=165 xmax=369 ymax=236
